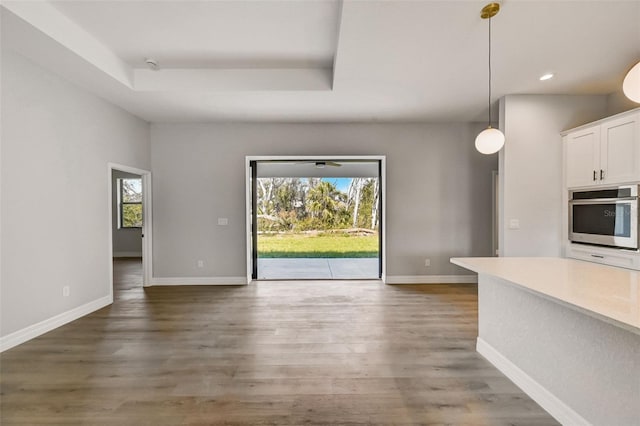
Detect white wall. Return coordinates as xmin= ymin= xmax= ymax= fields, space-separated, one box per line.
xmin=111 ymin=170 xmax=143 ymax=257
xmin=0 ymin=49 xmax=150 ymax=341
xmin=150 ymin=122 xmax=497 ymax=281
xmin=499 ymin=95 xmax=608 ymax=257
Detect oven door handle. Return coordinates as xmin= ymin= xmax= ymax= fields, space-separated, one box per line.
xmin=569 ymin=197 xmax=638 ymax=204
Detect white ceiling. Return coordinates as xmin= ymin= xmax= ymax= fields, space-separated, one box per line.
xmin=50 ymin=0 xmax=340 ymax=70
xmin=2 ymin=0 xmax=639 ymax=123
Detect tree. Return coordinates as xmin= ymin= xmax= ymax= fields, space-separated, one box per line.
xmin=306 ymin=181 xmax=349 ymax=229
xmin=257 ymin=179 xmax=273 ymax=216
xmin=369 ymin=178 xmax=380 ymax=230
xmin=274 ymin=178 xmax=307 ymax=219
xmin=257 ymin=178 xmax=309 ymax=225
xmin=256 ymin=177 xmax=381 ymax=232
xmin=120 ymin=178 xmax=142 ymax=228
xmin=346 ymin=178 xmax=379 ymax=230
xmin=347 ymin=178 xmax=364 ymax=228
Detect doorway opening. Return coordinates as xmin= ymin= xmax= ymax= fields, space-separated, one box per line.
xmin=108 ymin=164 xmax=152 ymax=302
xmin=246 ymin=157 xmax=385 ymax=281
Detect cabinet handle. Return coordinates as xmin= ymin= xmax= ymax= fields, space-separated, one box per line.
xmin=600 ymin=169 xmax=604 ymax=180
xmin=593 ymin=170 xmax=597 ymax=181
xmin=591 ymin=254 xmax=605 ymax=259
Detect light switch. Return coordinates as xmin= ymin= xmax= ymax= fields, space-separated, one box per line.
xmin=509 ymin=219 xmax=520 ymax=229
xmin=217 ymin=218 xmax=228 ymax=226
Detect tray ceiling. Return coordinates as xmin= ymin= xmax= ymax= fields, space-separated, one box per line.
xmin=1 ymin=0 xmax=639 ymax=122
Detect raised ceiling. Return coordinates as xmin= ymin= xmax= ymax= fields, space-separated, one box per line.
xmin=50 ymin=0 xmax=340 ymax=70
xmin=1 ymin=0 xmax=639 ymax=123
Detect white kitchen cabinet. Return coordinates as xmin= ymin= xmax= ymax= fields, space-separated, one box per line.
xmin=600 ymin=113 xmax=640 ymax=184
xmin=564 ymin=109 xmax=640 ymax=188
xmin=566 ymin=125 xmax=599 ymax=187
xmin=566 ymin=243 xmax=640 ymax=270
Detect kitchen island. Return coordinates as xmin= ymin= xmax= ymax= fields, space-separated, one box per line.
xmin=451 ymin=257 xmax=639 ymax=426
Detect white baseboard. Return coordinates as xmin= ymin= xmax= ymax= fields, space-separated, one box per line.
xmin=476 ymin=337 xmax=590 ymax=426
xmin=113 ymin=251 xmax=142 ymax=258
xmin=385 ymin=274 xmax=477 ymax=284
xmin=0 ymin=295 xmax=112 ymax=353
xmin=151 ymin=276 xmax=248 ymax=286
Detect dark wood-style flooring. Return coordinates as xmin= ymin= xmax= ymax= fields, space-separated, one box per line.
xmin=0 ymin=258 xmax=558 ymax=425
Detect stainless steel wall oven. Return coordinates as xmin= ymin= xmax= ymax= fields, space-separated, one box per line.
xmin=569 ymin=185 xmax=639 ymax=250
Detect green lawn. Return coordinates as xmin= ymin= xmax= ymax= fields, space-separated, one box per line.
xmin=258 ymin=233 xmax=379 ymax=258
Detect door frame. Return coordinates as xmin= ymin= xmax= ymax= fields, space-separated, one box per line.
xmin=492 ymin=170 xmax=499 ymax=256
xmin=108 ymin=163 xmax=153 ymax=300
xmin=245 ymin=155 xmax=386 ymax=283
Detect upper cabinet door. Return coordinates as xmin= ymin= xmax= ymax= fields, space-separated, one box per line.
xmin=600 ymin=113 xmax=640 ymax=185
xmin=566 ymin=125 xmax=600 ymax=188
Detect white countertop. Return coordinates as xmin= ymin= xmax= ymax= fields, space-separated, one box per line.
xmin=450 ymin=257 xmax=640 ymax=335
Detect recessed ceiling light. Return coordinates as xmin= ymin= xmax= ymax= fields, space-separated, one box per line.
xmin=539 ymin=73 xmax=554 ymax=81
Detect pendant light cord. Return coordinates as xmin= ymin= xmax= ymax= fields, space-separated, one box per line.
xmin=488 ymin=16 xmax=492 ymax=125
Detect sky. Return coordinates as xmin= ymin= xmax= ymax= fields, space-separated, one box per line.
xmin=123 ymin=178 xmax=142 ymax=193
xmin=321 ymin=177 xmax=351 ymax=193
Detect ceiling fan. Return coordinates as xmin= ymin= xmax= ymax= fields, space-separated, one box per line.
xmin=308 ymin=161 xmax=341 ymax=168
xmin=265 ymin=160 xmax=342 ymax=168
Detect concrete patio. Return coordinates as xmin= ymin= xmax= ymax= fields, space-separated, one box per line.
xmin=257 ymin=258 xmax=379 ymax=280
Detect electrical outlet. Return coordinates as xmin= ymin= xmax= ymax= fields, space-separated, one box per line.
xmin=509 ymin=219 xmax=520 ymax=229
xmin=424 ymin=258 xmax=431 ymax=267
xmin=62 ymin=286 xmax=70 ymax=297
xmin=217 ymin=218 xmax=228 ymax=226
xmin=197 ymin=260 xmax=204 ymax=268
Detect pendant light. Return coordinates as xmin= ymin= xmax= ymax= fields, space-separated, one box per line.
xmin=623 ymin=61 xmax=640 ymax=103
xmin=475 ymin=3 xmax=505 ymax=155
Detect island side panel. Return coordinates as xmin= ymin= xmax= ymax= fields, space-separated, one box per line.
xmin=477 ymin=274 xmax=640 ymax=426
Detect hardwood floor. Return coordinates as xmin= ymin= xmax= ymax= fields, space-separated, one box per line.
xmin=0 ymin=258 xmax=558 ymax=425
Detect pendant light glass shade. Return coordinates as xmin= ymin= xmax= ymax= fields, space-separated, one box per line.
xmin=623 ymin=61 xmax=640 ymax=103
xmin=476 ymin=3 xmax=504 ymax=155
xmin=475 ymin=127 xmax=505 ymax=154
